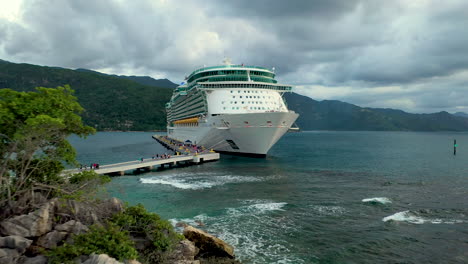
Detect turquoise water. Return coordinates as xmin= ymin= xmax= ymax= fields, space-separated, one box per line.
xmin=69 ymin=131 xmax=468 ymax=263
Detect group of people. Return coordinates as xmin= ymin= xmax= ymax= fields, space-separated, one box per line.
xmin=144 ymin=153 xmax=174 ymax=161
xmin=156 ymin=153 xmax=171 ymax=159
xmin=79 ymin=163 xmax=100 ymax=170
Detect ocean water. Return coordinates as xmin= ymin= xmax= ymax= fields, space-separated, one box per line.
xmin=69 ymin=131 xmax=468 ymax=264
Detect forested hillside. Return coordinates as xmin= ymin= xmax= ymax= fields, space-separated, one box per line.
xmin=284 ymin=92 xmax=468 ymax=131
xmin=0 ymin=60 xmax=172 ymax=131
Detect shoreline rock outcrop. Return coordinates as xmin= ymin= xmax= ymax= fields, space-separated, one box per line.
xmin=183 ymin=226 xmax=235 ymax=259
xmin=0 ymin=198 xmax=240 ymax=264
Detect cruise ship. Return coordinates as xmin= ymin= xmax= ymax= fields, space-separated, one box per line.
xmin=166 ymin=60 xmax=299 ymax=157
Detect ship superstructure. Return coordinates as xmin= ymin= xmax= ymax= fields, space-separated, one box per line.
xmin=166 ymin=61 xmax=299 ymax=156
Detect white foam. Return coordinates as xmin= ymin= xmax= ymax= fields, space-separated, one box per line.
xmin=227 ymin=202 xmax=287 ymax=216
xmin=383 ymin=210 xmax=425 ymax=224
xmin=139 ymin=174 xmax=262 ymax=190
xmin=310 ymin=205 xmax=346 ymax=216
xmin=139 ymin=178 xmax=213 ymax=190
xmin=362 ymin=197 xmax=392 ymax=204
xmin=383 ymin=211 xmax=467 ymax=224
xmin=169 ymin=201 xmax=302 ymax=263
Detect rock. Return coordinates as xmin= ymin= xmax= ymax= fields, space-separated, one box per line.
xmin=130 ymin=236 xmax=151 ymax=251
xmin=18 ymin=255 xmax=47 ymax=264
xmin=183 ymin=226 xmax=234 ymax=259
xmin=0 ymin=248 xmax=19 ymax=264
xmin=36 ymin=231 xmax=68 ymax=249
xmin=166 ymin=239 xmax=199 ymax=263
xmin=99 ymin=198 xmax=125 ymax=217
xmin=124 ymin=260 xmax=142 ymax=264
xmin=0 ymin=201 xmax=55 ymax=237
xmin=55 ymin=200 xmax=100 ymax=226
xmin=194 ymin=220 xmax=205 ymax=227
xmin=0 ymin=236 xmax=32 ymax=253
xmin=81 ymin=253 xmax=123 ymax=264
xmin=176 ymin=222 xmax=188 ymax=228
xmin=55 ymin=198 xmax=124 ymax=226
xmin=55 ymin=220 xmax=89 ymax=234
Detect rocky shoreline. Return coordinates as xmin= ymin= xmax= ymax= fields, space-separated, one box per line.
xmin=0 ymin=197 xmax=239 ymax=264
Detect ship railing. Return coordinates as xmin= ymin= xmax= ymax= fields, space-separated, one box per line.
xmin=188 ymin=65 xmax=271 ymax=77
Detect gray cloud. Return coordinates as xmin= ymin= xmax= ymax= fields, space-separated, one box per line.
xmin=1 ymin=0 xmax=468 ymax=113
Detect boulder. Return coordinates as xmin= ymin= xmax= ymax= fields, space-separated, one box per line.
xmin=55 ymin=200 xmax=100 ymax=226
xmin=0 ymin=248 xmax=19 ymax=264
xmin=54 ymin=220 xmax=89 ymax=235
xmin=81 ymin=254 xmax=122 ymax=264
xmin=0 ymin=236 xmax=32 ymax=253
xmin=183 ymin=226 xmax=234 ymax=259
xmin=0 ymin=201 xmax=55 ymax=237
xmin=36 ymin=231 xmax=68 ymax=249
xmin=99 ymin=198 xmax=125 ymax=218
xmin=18 ymin=255 xmax=47 ymax=264
xmin=166 ymin=239 xmax=199 ymax=263
xmin=55 ymin=198 xmax=124 ymax=226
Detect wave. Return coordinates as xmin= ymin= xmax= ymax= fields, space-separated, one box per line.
xmin=309 ymin=205 xmax=346 ymax=216
xmin=139 ymin=174 xmax=262 ymax=190
xmin=383 ymin=210 xmax=467 ymax=224
xmin=139 ymin=178 xmax=213 ymax=189
xmin=169 ymin=200 xmax=302 ymax=263
xmin=362 ymin=197 xmax=392 ymax=204
xmin=226 ymin=202 xmax=287 ymax=216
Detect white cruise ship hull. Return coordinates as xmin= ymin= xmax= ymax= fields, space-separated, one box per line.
xmin=167 ymin=111 xmax=299 ymax=156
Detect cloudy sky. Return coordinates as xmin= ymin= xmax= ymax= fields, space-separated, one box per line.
xmin=1 ymin=0 xmax=468 ymax=113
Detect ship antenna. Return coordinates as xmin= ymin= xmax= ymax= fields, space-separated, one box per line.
xmin=223 ymin=57 xmax=232 ymax=65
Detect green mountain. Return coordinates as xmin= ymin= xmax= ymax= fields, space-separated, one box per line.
xmin=2 ymin=59 xmax=467 ymax=132
xmin=75 ymin=68 xmax=178 ymax=89
xmin=284 ymin=92 xmax=468 ymax=131
xmin=0 ymin=60 xmax=172 ymax=131
xmin=453 ymin=112 xmax=468 ymax=118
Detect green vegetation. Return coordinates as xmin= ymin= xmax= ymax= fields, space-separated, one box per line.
xmin=284 ymin=92 xmax=468 ymax=131
xmin=0 ymin=86 xmax=95 ymax=211
xmin=0 ymin=85 xmax=182 ymax=262
xmin=0 ymin=60 xmax=173 ymax=131
xmin=110 ymin=204 xmax=184 ymax=263
xmin=47 ymin=223 xmax=138 ymax=264
xmin=47 ymin=204 xmax=183 ymax=263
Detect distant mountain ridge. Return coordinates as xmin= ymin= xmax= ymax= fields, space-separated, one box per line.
xmin=284 ymin=93 xmax=468 ymax=131
xmin=453 ymin=112 xmax=468 ymax=118
xmin=1 ymin=59 xmax=468 ymax=131
xmin=75 ymin=68 xmax=178 ymax=89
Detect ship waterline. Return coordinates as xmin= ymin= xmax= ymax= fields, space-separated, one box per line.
xmin=168 ymin=111 xmax=299 ymax=156
xmin=165 ymin=63 xmax=299 ymax=156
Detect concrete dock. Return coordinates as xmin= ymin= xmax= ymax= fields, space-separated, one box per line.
xmin=63 ymin=135 xmax=219 ymax=176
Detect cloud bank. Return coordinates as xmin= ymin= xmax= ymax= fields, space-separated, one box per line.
xmin=1 ymin=0 xmax=467 ymax=113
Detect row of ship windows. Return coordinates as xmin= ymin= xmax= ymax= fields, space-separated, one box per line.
xmin=230 ymin=90 xmax=268 ymax=94
xmin=223 ymin=107 xmax=278 ymax=110
xmin=231 ymin=95 xmax=272 ymax=99
xmin=222 ymin=101 xmax=278 ymax=105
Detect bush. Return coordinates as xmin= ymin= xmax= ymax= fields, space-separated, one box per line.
xmin=111 ymin=204 xmax=183 ymax=251
xmin=47 ymin=223 xmax=138 ymax=264
xmin=69 ymin=170 xmax=111 ymax=185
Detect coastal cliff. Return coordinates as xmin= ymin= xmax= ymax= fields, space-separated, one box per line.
xmin=0 ymin=196 xmax=240 ymax=264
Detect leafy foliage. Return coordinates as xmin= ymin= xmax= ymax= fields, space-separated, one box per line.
xmin=46 ymin=223 xmax=138 ymax=264
xmin=68 ymin=170 xmax=111 ymax=185
xmin=0 ymin=86 xmax=94 ymax=215
xmin=111 ymin=204 xmax=183 ymax=251
xmin=47 ymin=204 xmax=183 ymax=263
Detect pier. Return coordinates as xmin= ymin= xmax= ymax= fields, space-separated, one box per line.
xmin=63 ymin=135 xmax=219 ymax=176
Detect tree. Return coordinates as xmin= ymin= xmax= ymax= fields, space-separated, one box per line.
xmin=0 ymin=85 xmax=95 ymax=210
